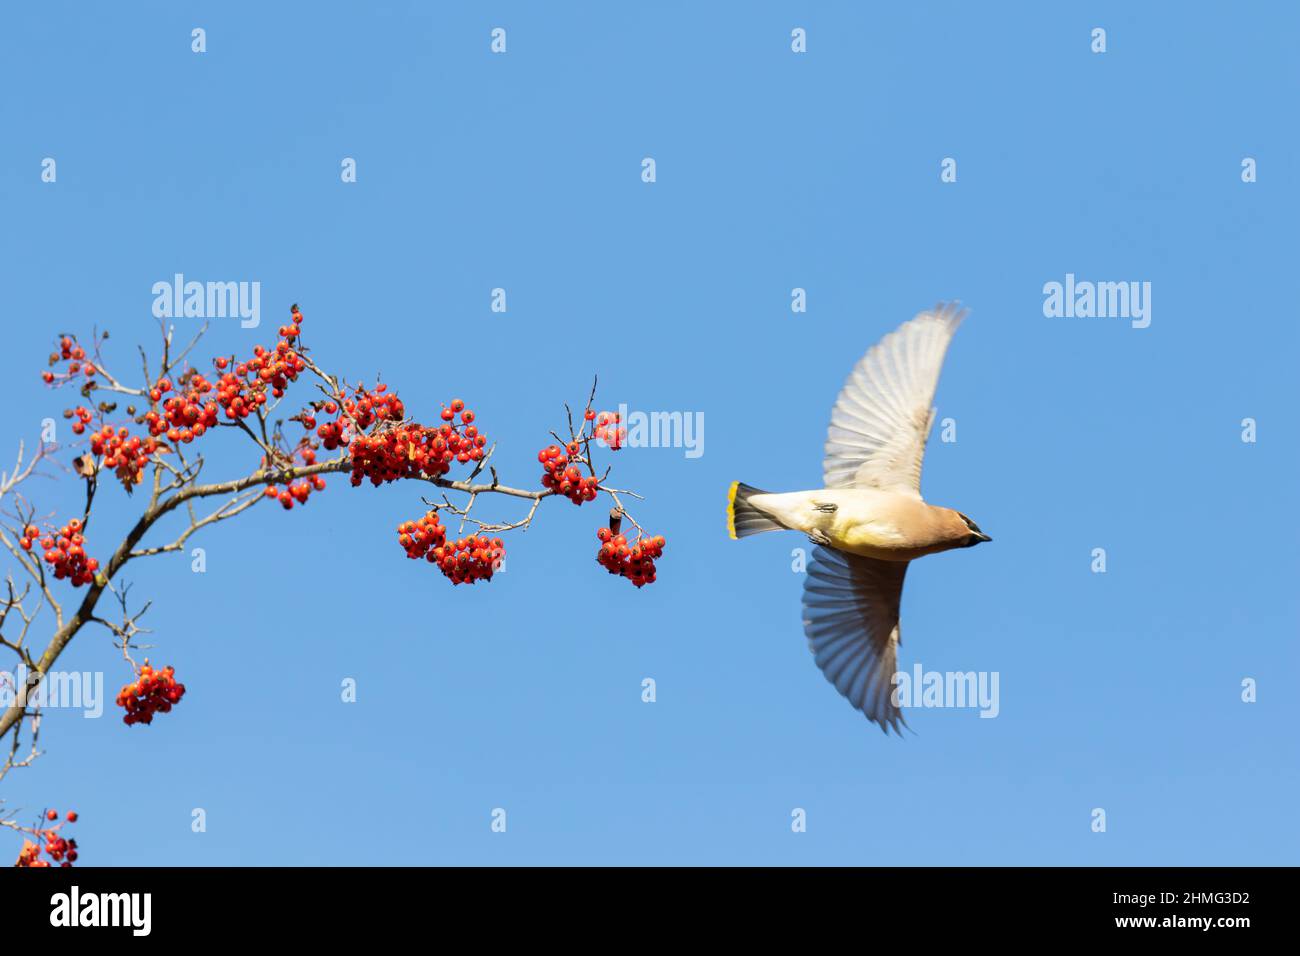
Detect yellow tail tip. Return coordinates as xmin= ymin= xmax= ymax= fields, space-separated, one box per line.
xmin=726 ymin=481 xmax=739 ymax=540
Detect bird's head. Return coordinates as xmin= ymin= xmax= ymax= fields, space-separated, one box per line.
xmin=949 ymin=510 xmax=992 ymax=548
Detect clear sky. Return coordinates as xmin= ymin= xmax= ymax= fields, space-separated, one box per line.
xmin=0 ymin=1 xmax=1295 ymax=865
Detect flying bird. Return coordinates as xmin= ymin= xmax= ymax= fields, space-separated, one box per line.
xmin=727 ymin=302 xmax=990 ymax=734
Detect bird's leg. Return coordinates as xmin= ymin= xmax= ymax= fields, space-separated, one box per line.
xmin=807 ymin=502 xmax=836 ymax=546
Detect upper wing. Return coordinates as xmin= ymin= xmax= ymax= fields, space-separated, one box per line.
xmin=822 ymin=302 xmax=967 ymax=497
xmin=802 ymin=546 xmax=909 ymax=735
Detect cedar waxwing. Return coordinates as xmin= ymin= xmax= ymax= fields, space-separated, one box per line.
xmin=727 ymin=302 xmax=990 ymax=734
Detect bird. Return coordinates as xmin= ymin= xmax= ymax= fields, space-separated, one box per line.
xmin=726 ymin=302 xmax=990 ymax=735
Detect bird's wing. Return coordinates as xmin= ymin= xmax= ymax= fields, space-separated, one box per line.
xmin=802 ymin=546 xmax=909 ymax=735
xmin=822 ymin=302 xmax=967 ymax=497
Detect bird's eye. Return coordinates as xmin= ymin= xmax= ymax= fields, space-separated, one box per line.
xmin=961 ymin=515 xmax=981 ymax=533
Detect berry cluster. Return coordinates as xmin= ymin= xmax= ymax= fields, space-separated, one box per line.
xmin=88 ymin=424 xmax=163 ymax=488
xmin=538 ymin=443 xmax=599 ymax=504
xmin=280 ymin=304 xmax=306 ymax=341
xmin=116 ymin=662 xmax=186 ymax=726
xmin=396 ymin=510 xmax=447 ymax=561
xmin=347 ymin=423 xmax=431 ymax=485
xmin=394 ymin=512 xmax=502 ymax=584
xmin=344 ymin=382 xmax=406 ymax=431
xmin=64 ymin=404 xmax=93 ymax=436
xmin=593 ymin=411 xmax=626 ymax=450
xmin=85 ymin=306 xmax=313 ymax=462
xmin=345 ymin=398 xmax=486 ymax=487
xmin=220 ymin=341 xmax=305 ymax=414
xmin=65 ymin=399 xmax=163 ymax=489
xmin=264 ymin=475 xmax=327 ymax=510
xmin=314 ymin=399 xmax=346 ymax=450
xmin=215 ymin=365 xmax=268 ymax=421
xmin=310 ymin=383 xmax=406 ymax=453
xmin=40 ymin=336 xmax=93 ymax=385
xmin=14 ymin=811 xmax=79 ymax=868
xmin=430 ymin=534 xmax=505 ymax=585
xmin=139 ymin=373 xmax=218 ymax=444
xmin=596 ymin=527 xmax=665 ymax=587
xmin=19 ymin=521 xmax=99 ymax=587
xmin=208 ymin=306 xmax=308 ymax=423
xmin=430 ymin=406 xmax=488 ymax=468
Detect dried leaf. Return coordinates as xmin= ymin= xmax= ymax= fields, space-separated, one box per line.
xmin=118 ymin=466 xmax=145 ymax=494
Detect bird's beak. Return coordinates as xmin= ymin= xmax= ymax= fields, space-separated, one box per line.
xmin=975 ymin=531 xmax=992 ymax=543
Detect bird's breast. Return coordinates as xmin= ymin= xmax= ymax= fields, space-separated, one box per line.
xmin=822 ymin=492 xmax=952 ymax=561
xmin=829 ymin=518 xmax=918 ymax=560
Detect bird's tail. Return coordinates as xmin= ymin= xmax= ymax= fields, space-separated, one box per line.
xmin=727 ymin=482 xmax=785 ymax=539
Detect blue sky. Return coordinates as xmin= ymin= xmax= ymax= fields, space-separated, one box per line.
xmin=0 ymin=1 xmax=1295 ymax=865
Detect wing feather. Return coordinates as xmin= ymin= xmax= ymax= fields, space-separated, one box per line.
xmin=822 ymin=302 xmax=966 ymax=496
xmin=801 ymin=546 xmax=910 ymax=735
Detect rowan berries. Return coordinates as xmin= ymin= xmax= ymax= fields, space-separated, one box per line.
xmin=131 ymin=305 xmax=311 ymax=439
xmin=116 ymin=661 xmax=186 ymax=726
xmin=596 ymin=528 xmax=665 ymax=587
xmin=40 ymin=335 xmax=95 ymax=387
xmin=430 ymin=534 xmax=504 ymax=585
xmin=14 ymin=811 xmax=79 ymax=867
xmin=265 ymin=476 xmax=322 ymax=510
xmin=90 ymin=422 xmax=162 ymax=488
xmin=346 ymin=398 xmax=485 ymax=487
xmin=593 ymin=412 xmax=626 ymax=450
xmin=537 ymin=443 xmax=599 ymax=504
xmin=35 ymin=520 xmax=100 ymax=587
xmin=395 ymin=510 xmax=447 ymax=560
xmin=143 ymin=370 xmax=219 ymax=443
xmin=44 ymin=831 xmax=76 ymax=865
